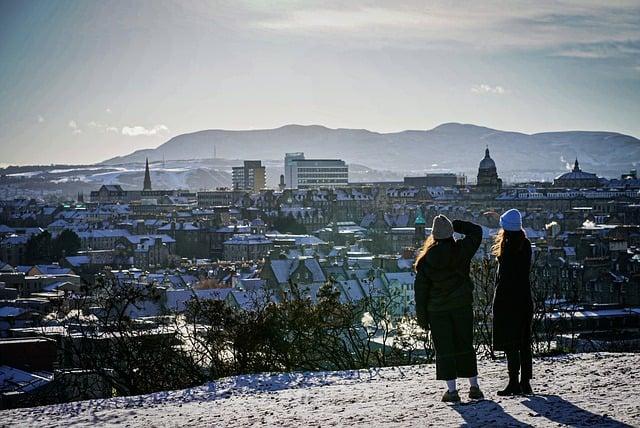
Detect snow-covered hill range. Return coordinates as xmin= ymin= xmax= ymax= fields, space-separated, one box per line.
xmin=103 ymin=123 xmax=640 ymax=182
xmin=1 ymin=160 xmax=232 ymax=190
xmin=2 ymin=353 xmax=637 ymax=427
xmin=0 ymin=160 xmax=234 ymax=199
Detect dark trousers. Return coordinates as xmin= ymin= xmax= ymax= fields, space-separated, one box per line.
xmin=429 ymin=306 xmax=478 ymax=380
xmin=505 ymin=321 xmax=533 ymax=380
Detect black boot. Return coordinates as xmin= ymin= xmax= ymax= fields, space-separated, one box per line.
xmin=520 ymin=378 xmax=533 ymax=395
xmin=497 ymin=374 xmax=522 ymax=396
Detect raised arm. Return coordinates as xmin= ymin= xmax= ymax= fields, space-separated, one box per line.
xmin=452 ymin=219 xmax=483 ymax=260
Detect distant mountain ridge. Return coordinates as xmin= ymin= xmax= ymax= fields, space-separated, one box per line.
xmin=102 ymin=123 xmax=640 ymax=180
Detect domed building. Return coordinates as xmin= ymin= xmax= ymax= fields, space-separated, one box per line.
xmin=553 ymin=159 xmax=600 ymax=188
xmin=476 ymin=147 xmax=502 ymax=193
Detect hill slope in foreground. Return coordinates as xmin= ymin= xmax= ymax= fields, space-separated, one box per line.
xmin=1 ymin=353 xmax=638 ymax=427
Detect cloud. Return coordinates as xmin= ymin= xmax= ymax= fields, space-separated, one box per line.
xmin=553 ymin=40 xmax=640 ymax=59
xmin=259 ymin=7 xmax=429 ymax=31
xmin=87 ymin=121 xmax=120 ymax=133
xmin=79 ymin=121 xmax=168 ymax=136
xmin=106 ymin=108 xmax=112 ymax=114
xmin=68 ymin=120 xmax=83 ymax=134
xmin=37 ymin=115 xmax=44 ymax=123
xmin=86 ymin=121 xmax=146 ymax=135
xmin=121 ymin=124 xmax=169 ymax=136
xmin=553 ymin=49 xmax=605 ymax=59
xmin=252 ymin=3 xmax=640 ymax=57
xmin=471 ymin=84 xmax=506 ymax=95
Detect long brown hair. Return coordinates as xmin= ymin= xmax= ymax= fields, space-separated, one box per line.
xmin=491 ymin=228 xmax=527 ymax=258
xmin=413 ymin=235 xmax=437 ymax=271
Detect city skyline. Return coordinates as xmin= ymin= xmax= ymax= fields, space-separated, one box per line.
xmin=1 ymin=1 xmax=639 ymax=165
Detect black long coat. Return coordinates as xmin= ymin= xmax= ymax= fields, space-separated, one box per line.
xmin=414 ymin=220 xmax=482 ymax=328
xmin=492 ymin=237 xmax=533 ymax=351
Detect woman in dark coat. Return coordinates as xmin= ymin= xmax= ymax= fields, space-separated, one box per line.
xmin=414 ymin=215 xmax=484 ymax=403
xmin=492 ymin=208 xmax=533 ymax=395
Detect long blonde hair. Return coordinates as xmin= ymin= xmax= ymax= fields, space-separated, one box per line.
xmin=413 ymin=235 xmax=437 ymax=271
xmin=491 ymin=228 xmax=526 ymax=258
xmin=491 ymin=229 xmax=505 ymax=258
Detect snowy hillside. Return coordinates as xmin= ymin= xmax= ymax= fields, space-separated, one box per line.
xmin=3 ymin=160 xmax=232 ymax=191
xmin=1 ymin=353 xmax=638 ymax=427
xmin=0 ymin=160 xmax=235 ymax=199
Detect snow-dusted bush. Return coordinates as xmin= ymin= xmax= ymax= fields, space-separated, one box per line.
xmin=181 ymin=281 xmax=432 ymax=379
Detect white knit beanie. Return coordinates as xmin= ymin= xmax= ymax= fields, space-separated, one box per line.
xmin=432 ymin=215 xmax=454 ymax=240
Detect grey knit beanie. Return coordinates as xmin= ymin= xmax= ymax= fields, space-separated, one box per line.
xmin=431 ymin=215 xmax=454 ymax=240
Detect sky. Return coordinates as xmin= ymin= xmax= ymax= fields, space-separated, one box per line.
xmin=1 ymin=0 xmax=639 ymax=165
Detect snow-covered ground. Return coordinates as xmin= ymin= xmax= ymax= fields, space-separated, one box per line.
xmin=0 ymin=160 xmax=234 ymax=198
xmin=1 ymin=353 xmax=638 ymax=427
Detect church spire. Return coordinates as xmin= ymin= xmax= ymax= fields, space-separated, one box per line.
xmin=485 ymin=145 xmax=490 ymax=158
xmin=143 ymin=158 xmax=152 ymax=191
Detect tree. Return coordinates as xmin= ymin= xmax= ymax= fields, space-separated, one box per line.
xmin=272 ymin=215 xmax=307 ymax=234
xmin=25 ymin=229 xmax=81 ymax=265
xmin=25 ymin=231 xmax=52 ymax=264
xmin=471 ymin=257 xmax=498 ymax=359
xmin=53 ymin=229 xmax=81 ymax=259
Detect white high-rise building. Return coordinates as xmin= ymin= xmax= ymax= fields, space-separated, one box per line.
xmin=284 ymin=152 xmax=348 ymax=189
